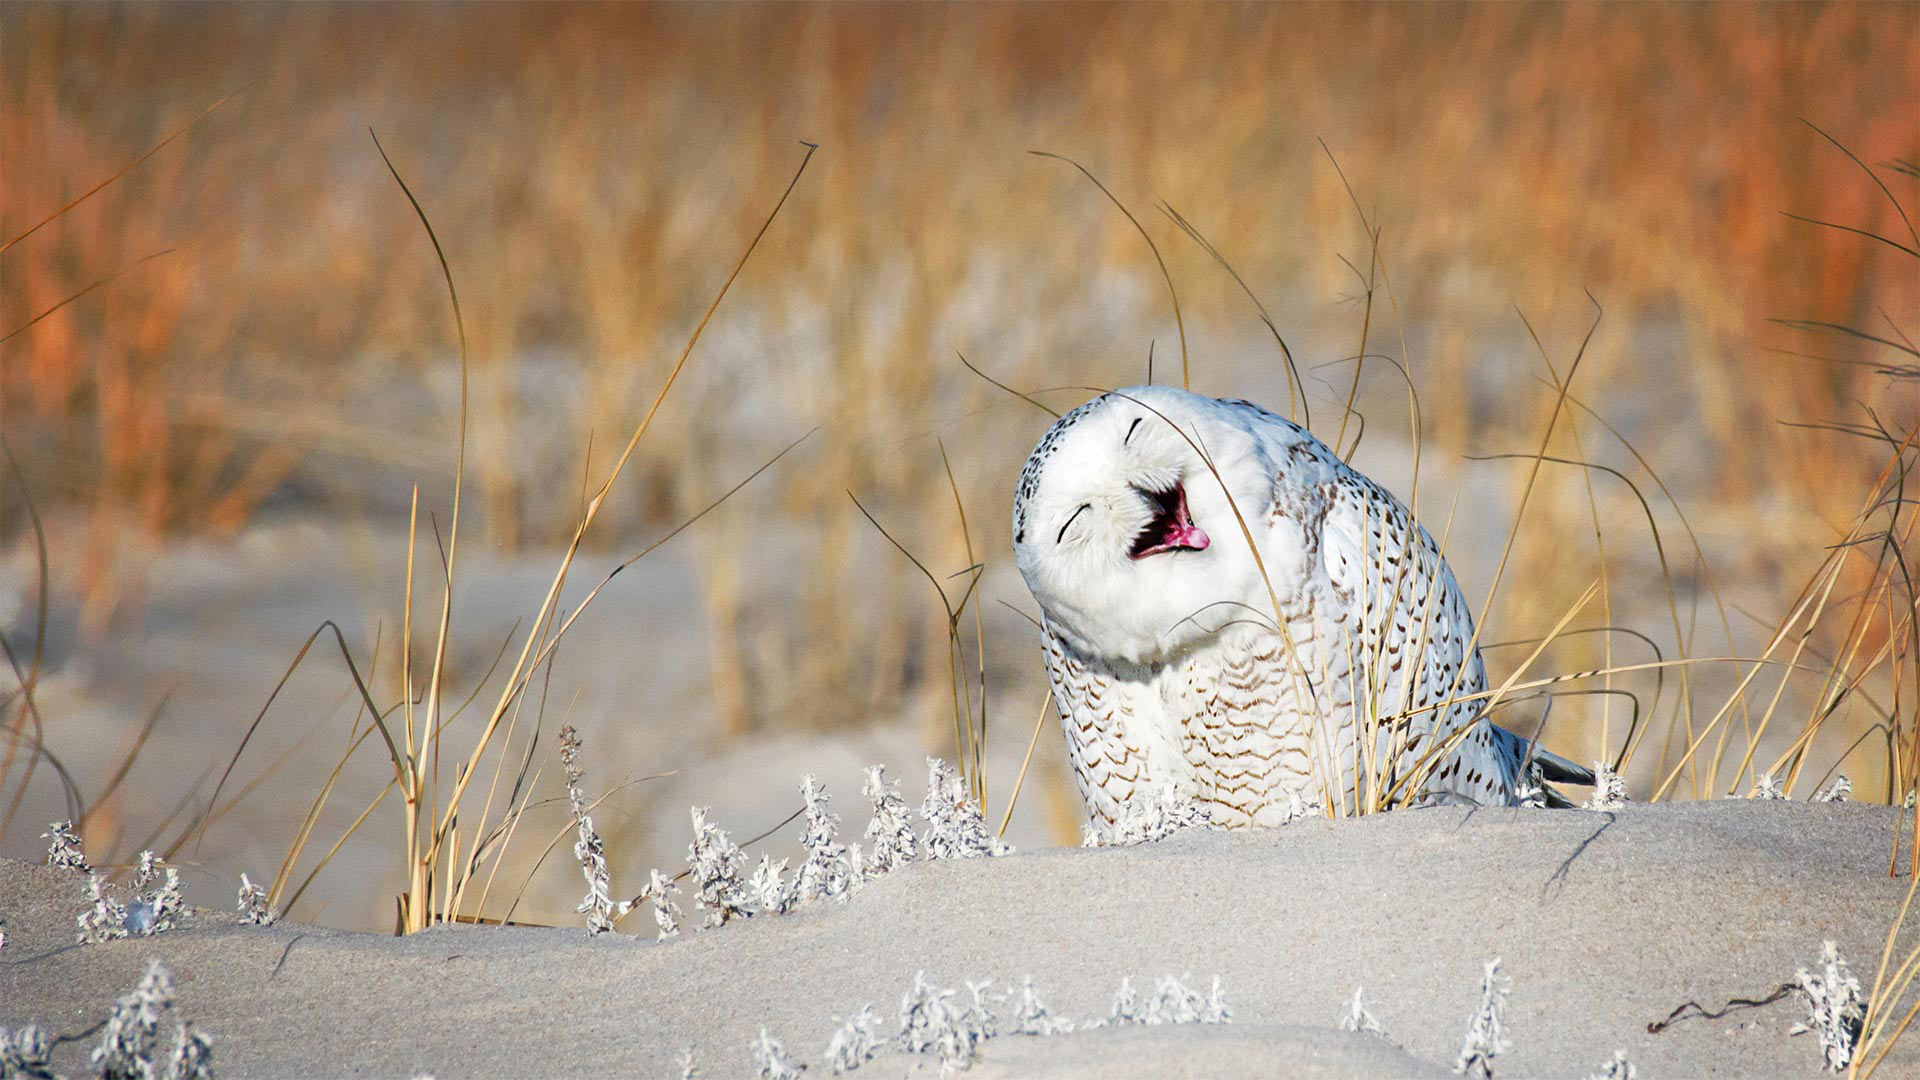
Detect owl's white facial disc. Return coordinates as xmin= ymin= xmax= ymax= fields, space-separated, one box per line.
xmin=1012 ymin=386 xmax=1281 ymax=665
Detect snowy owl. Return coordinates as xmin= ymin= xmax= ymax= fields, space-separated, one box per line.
xmin=1012 ymin=386 xmax=1587 ymax=827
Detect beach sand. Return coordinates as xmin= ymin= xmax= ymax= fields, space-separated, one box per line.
xmin=4 ymin=800 xmax=1914 ymax=1078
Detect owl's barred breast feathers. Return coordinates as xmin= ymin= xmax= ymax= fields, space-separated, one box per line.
xmin=1012 ymin=386 xmax=1570 ymax=827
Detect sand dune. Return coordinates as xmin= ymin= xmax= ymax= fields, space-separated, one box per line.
xmin=4 ymin=801 xmax=1914 ymax=1078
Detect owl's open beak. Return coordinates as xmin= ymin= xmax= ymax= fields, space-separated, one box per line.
xmin=1128 ymin=481 xmax=1210 ymax=559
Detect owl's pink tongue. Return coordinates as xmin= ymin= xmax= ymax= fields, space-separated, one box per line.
xmin=1165 ymin=520 xmax=1210 ymax=551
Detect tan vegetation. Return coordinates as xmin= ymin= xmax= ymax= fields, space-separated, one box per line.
xmin=0 ymin=2 xmax=1916 ymax=961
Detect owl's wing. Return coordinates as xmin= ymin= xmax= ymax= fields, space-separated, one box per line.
xmin=1041 ymin=622 xmax=1166 ymax=826
xmin=1315 ymin=472 xmax=1527 ymax=806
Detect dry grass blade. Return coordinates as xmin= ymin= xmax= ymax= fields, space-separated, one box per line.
xmin=0 ymin=249 xmax=175 ymax=345
xmin=196 ymin=620 xmax=406 ymax=855
xmin=75 ymin=689 xmax=172 ymax=832
xmin=0 ymin=435 xmax=52 ymax=832
xmin=1157 ymin=200 xmax=1309 ymax=428
xmin=1030 ymin=150 xmax=1189 ymax=389
xmin=1799 ymin=117 xmax=1920 ymax=252
xmin=0 ymin=74 xmax=263 ymax=254
xmin=997 ymin=689 xmax=1054 ymax=839
xmin=848 ymin=489 xmax=979 ymax=788
xmin=1780 ymin=212 xmax=1920 ymax=260
xmin=938 ymin=437 xmax=991 ymax=805
xmin=371 ymin=126 xmax=469 ymax=928
xmin=958 ymin=352 xmax=1060 ymax=419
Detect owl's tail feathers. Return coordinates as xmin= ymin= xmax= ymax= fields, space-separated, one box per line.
xmin=1495 ymin=725 xmax=1597 ymax=808
xmin=1528 ymin=746 xmax=1596 ymax=787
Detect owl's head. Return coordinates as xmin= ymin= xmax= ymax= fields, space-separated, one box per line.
xmin=1011 ymin=386 xmax=1290 ymax=664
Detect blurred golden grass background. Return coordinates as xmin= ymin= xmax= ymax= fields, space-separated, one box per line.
xmin=2 ymin=2 xmax=1917 ymax=926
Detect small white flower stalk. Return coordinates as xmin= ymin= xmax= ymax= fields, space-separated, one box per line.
xmin=1453 ymin=958 xmax=1512 ymax=1080
xmin=1586 ymin=1050 xmax=1636 ymax=1080
xmin=642 ymin=868 xmax=684 ymax=939
xmin=751 ymin=1027 xmax=802 ymax=1080
xmin=560 ymin=726 xmax=630 ymax=935
xmin=897 ymin=970 xmax=990 ymax=1072
xmin=237 ymin=873 xmax=276 ymax=926
xmin=44 ymin=820 xmax=91 ymax=872
xmin=1748 ymin=772 xmax=1788 ymax=800
xmin=127 ymin=851 xmax=186 ymax=937
xmin=750 ymin=856 xmax=796 ymax=917
xmin=1200 ymin=976 xmax=1232 ymax=1025
xmin=0 ymin=1024 xmax=55 ymax=1079
xmin=79 ymin=872 xmax=131 ymax=943
xmin=1081 ymin=787 xmax=1211 ymax=847
xmin=920 ymin=758 xmax=1009 ymax=861
xmin=861 ymin=765 xmax=919 ymax=876
xmin=1143 ymin=976 xmax=1208 ymax=1024
xmin=170 ymin=1021 xmax=216 ymax=1080
xmin=898 ymin=971 xmax=963 ymax=1055
xmin=1585 ymin=762 xmax=1629 ymax=811
xmin=796 ymin=775 xmax=858 ymax=904
xmin=1791 ymin=940 xmax=1864 ymax=1072
xmin=1011 ymin=976 xmax=1074 ymax=1036
xmin=686 ymin=807 xmax=754 ymax=928
xmin=823 ymin=1004 xmax=882 ymax=1074
xmin=1340 ymin=987 xmax=1385 ymax=1035
xmin=1814 ymin=775 xmax=1853 ymax=803
xmin=93 ymin=960 xmax=177 ymax=1080
xmin=675 ymin=1044 xmax=699 ymax=1080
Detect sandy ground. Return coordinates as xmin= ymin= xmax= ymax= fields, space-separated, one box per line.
xmin=4 ymin=800 xmax=1915 ymax=1078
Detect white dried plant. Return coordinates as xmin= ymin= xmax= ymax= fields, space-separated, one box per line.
xmin=919 ymin=758 xmax=1008 ymax=861
xmin=1098 ymin=976 xmax=1144 ymax=1026
xmin=675 ymin=1044 xmax=699 ymax=1079
xmin=687 ymin=807 xmax=753 ymax=928
xmin=1586 ymin=762 xmax=1628 ymax=811
xmin=94 ymin=960 xmax=175 ymax=1080
xmin=126 ymin=852 xmax=184 ymax=937
xmin=79 ymin=871 xmax=130 ymax=944
xmin=824 ymin=1004 xmax=882 ymax=1074
xmin=899 ymin=971 xmax=962 ymax=1055
xmin=862 ymin=765 xmax=918 ymax=875
xmin=1748 ymin=773 xmax=1787 ymax=800
xmin=560 ymin=726 xmax=629 ymax=935
xmin=643 ymin=868 xmax=684 ymax=939
xmin=0 ymin=1024 xmax=56 ymax=1080
xmin=898 ymin=971 xmax=989 ymax=1071
xmin=168 ymin=1021 xmax=215 ymax=1080
xmin=1586 ymin=1050 xmax=1636 ymax=1080
xmin=237 ymin=873 xmax=276 ymax=926
xmin=962 ymin=980 xmax=1001 ymax=1041
xmin=1513 ymin=780 xmax=1547 ymax=809
xmin=1010 ymin=976 xmax=1073 ymax=1036
xmin=1453 ymin=958 xmax=1511 ymax=1080
xmin=1341 ymin=987 xmax=1385 ymax=1035
xmin=1814 ymin=776 xmax=1852 ymax=803
xmin=1791 ymin=940 xmax=1864 ymax=1072
xmin=44 ymin=820 xmax=91 ymax=873
xmin=1201 ymin=976 xmax=1232 ymax=1024
xmin=751 ymin=1027 xmax=802 ymax=1080
xmin=796 ymin=775 xmax=857 ymax=903
xmin=749 ymin=855 xmax=795 ymax=917
xmin=1081 ymin=787 xmax=1211 ymax=847
xmin=1144 ymin=976 xmax=1207 ymax=1024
